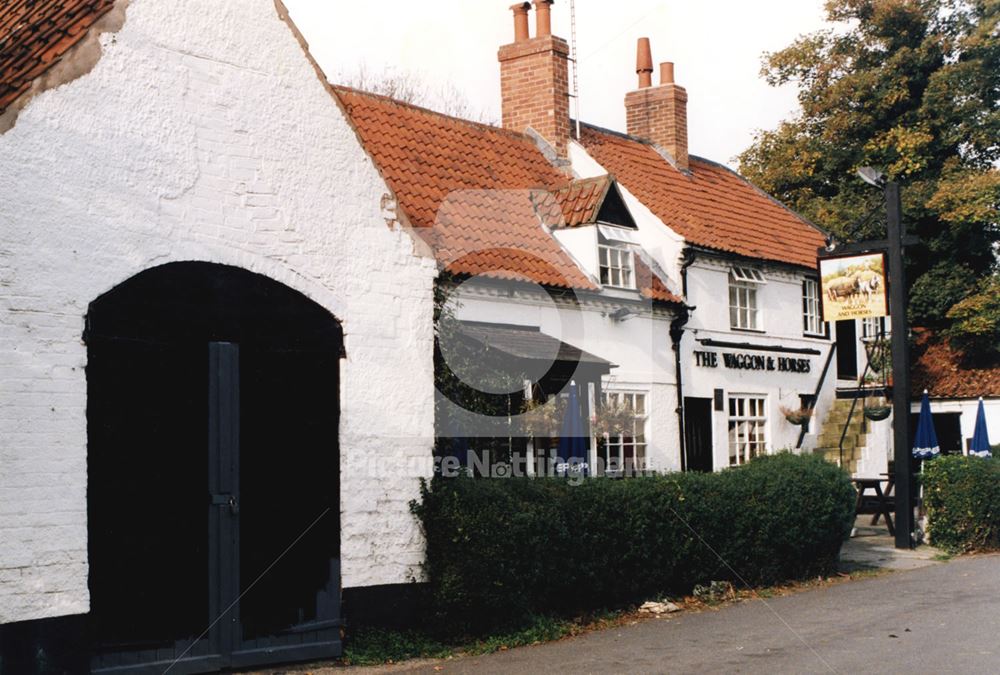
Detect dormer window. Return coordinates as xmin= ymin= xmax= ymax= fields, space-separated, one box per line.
xmin=599 ymin=242 xmax=635 ymax=289
xmin=729 ymin=266 xmax=765 ymax=330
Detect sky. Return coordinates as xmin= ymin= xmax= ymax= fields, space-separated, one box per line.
xmin=282 ymin=0 xmax=832 ymax=168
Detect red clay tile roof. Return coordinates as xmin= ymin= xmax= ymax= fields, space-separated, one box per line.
xmin=635 ymin=256 xmax=679 ymax=303
xmin=551 ymin=175 xmax=613 ymax=228
xmin=911 ymin=329 xmax=1000 ymax=399
xmin=334 ymin=86 xmax=596 ymax=291
xmin=579 ymin=124 xmax=826 ymax=269
xmin=334 ymin=86 xmax=680 ymax=304
xmin=0 ymin=0 xmax=116 ymax=114
xmin=423 ymin=187 xmax=599 ymax=290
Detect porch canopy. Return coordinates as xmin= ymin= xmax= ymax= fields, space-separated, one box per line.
xmin=455 ymin=320 xmax=614 ymax=384
xmin=437 ymin=321 xmax=614 ymax=464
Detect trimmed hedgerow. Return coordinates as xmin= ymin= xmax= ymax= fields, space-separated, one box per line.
xmin=924 ymin=455 xmax=1000 ymax=553
xmin=411 ymin=453 xmax=855 ymax=634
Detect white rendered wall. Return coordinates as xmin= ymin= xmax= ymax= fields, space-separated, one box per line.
xmin=0 ymin=0 xmax=437 ymax=625
xmin=681 ymin=258 xmax=833 ymax=469
xmin=568 ymin=141 xmax=686 ymax=291
xmin=447 ymin=280 xmax=681 ymax=472
xmin=551 ymin=225 xmax=599 ymax=282
xmin=570 ymin=141 xmax=834 ymax=470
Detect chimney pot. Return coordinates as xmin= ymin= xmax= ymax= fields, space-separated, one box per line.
xmin=498 ymin=0 xmax=571 ymax=158
xmin=660 ymin=61 xmax=675 ymax=85
xmin=636 ymin=37 xmax=653 ymax=88
xmin=625 ymin=57 xmax=688 ymax=170
xmin=510 ymin=2 xmax=530 ymax=42
xmin=533 ymin=0 xmax=553 ymax=37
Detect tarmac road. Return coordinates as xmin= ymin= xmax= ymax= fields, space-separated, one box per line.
xmin=390 ymin=554 xmax=1000 ymax=674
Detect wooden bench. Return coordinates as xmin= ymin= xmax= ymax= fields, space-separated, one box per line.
xmin=853 ymin=477 xmax=895 ymax=535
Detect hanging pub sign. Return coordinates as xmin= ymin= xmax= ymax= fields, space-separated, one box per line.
xmin=818 ymin=252 xmax=889 ymax=322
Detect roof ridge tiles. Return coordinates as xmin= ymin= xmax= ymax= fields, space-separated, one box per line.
xmin=332 ymin=83 xmax=529 ymax=141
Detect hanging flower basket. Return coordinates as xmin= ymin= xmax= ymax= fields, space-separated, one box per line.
xmin=864 ymin=404 xmax=892 ymax=421
xmin=865 ymin=338 xmax=891 ymax=375
xmin=780 ymin=406 xmax=813 ymax=427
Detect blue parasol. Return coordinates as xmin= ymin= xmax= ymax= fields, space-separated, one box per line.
xmin=969 ymin=397 xmax=992 ymax=458
xmin=452 ymin=435 xmax=471 ymax=469
xmin=557 ymin=382 xmax=589 ymax=475
xmin=912 ymin=390 xmax=940 ymax=460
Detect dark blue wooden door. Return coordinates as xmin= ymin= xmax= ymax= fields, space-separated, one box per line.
xmin=87 ymin=263 xmax=342 ymax=674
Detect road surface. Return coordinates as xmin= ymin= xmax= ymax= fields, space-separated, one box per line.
xmin=388 ymin=554 xmax=1000 ymax=674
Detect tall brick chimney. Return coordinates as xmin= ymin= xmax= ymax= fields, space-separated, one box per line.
xmin=624 ymin=38 xmax=689 ymax=171
xmin=498 ymin=1 xmax=571 ymax=158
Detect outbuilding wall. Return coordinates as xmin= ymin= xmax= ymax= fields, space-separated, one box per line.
xmin=0 ymin=0 xmax=437 ymax=625
xmin=912 ymin=398 xmax=1000 ymax=453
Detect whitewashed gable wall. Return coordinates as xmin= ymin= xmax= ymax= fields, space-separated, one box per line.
xmin=0 ymin=0 xmax=437 ymax=624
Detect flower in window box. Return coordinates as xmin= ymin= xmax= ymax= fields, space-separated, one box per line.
xmin=520 ymin=397 xmax=564 ymax=439
xmin=779 ymin=405 xmax=814 ymax=427
xmin=591 ymin=400 xmax=636 ymax=436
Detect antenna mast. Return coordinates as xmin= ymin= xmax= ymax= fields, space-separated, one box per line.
xmin=570 ymin=0 xmax=581 ymax=139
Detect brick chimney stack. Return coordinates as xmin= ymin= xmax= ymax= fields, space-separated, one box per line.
xmin=498 ymin=1 xmax=571 ymax=158
xmin=624 ymin=38 xmax=689 ymax=171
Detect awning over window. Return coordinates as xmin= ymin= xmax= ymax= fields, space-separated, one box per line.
xmin=598 ymin=224 xmax=643 ymax=245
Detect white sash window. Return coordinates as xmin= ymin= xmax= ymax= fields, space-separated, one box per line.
xmin=729 ymin=267 xmax=764 ymax=330
xmin=728 ymin=394 xmax=767 ymax=466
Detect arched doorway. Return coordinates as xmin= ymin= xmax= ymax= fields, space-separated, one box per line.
xmin=85 ymin=262 xmax=343 ymax=673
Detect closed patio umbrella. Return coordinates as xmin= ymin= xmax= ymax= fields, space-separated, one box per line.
xmin=970 ymin=397 xmax=992 ymax=458
xmin=557 ymin=382 xmax=589 ymax=476
xmin=912 ymin=390 xmax=940 ymax=460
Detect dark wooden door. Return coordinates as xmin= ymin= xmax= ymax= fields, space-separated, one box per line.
xmin=836 ymin=320 xmax=858 ymax=381
xmin=230 ymin=342 xmax=341 ymax=668
xmin=210 ymin=341 xmax=342 ymax=670
xmin=88 ymin=340 xmax=223 ymax=675
xmin=87 ymin=263 xmax=342 ymax=674
xmin=684 ymin=397 xmax=714 ymax=472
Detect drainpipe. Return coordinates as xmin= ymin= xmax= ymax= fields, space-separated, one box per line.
xmin=671 ymin=248 xmax=697 ymax=470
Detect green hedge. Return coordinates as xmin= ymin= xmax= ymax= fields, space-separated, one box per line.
xmin=924 ymin=455 xmax=1000 ymax=553
xmin=412 ymin=453 xmax=855 ymax=634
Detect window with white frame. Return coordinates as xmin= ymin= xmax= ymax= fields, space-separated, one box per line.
xmin=729 ymin=267 xmax=764 ymax=330
xmin=598 ymin=391 xmax=647 ymax=475
xmin=728 ymin=394 xmax=767 ymax=466
xmin=599 ymin=243 xmax=635 ymax=289
xmin=802 ymin=278 xmax=823 ymax=335
xmin=862 ymin=316 xmax=887 ymax=341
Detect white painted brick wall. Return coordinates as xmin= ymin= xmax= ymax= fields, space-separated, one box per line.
xmin=0 ymin=0 xmax=437 ymax=624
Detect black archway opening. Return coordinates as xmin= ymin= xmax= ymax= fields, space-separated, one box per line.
xmin=86 ymin=262 xmax=343 ymax=672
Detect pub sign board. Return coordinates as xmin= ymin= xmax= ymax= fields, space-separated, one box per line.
xmin=818 ymin=252 xmax=889 ymax=322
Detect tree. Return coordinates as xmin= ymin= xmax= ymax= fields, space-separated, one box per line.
xmin=945 ymin=274 xmax=1000 ymax=358
xmin=738 ymin=0 xmax=1000 ymax=331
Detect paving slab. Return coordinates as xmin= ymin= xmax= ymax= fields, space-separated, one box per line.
xmin=839 ymin=516 xmax=944 ymax=571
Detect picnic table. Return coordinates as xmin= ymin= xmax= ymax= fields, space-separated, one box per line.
xmin=853 ymin=476 xmax=895 ymax=536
